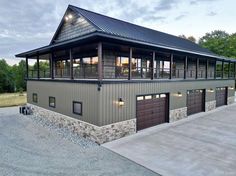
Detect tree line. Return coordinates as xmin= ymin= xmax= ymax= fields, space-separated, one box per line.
xmin=0 ymin=30 xmax=236 ymax=93
xmin=179 ymin=30 xmax=236 ymax=58
xmin=0 ymin=59 xmax=26 ymax=93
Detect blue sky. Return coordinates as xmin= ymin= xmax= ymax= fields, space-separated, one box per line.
xmin=0 ymin=0 xmax=235 ymax=65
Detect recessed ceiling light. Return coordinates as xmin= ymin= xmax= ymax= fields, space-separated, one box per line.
xmin=68 ymin=14 xmax=73 ymax=19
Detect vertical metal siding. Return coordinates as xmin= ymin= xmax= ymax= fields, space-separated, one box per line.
xmin=99 ymin=80 xmax=234 ymax=126
xmin=27 ymin=81 xmax=99 ymax=125
xmin=27 ymin=79 xmax=234 ymax=127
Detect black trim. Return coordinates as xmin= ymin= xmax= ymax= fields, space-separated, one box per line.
xmin=26 ymin=78 xmax=236 ymax=85
xmin=73 ymin=101 xmax=82 ymax=116
xmin=33 ymin=93 xmax=38 ymax=103
xmin=49 ymin=96 xmax=56 ymax=108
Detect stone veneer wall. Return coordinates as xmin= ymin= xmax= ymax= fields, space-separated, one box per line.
xmin=29 ymin=104 xmax=136 ymax=144
xmin=227 ymin=96 xmax=235 ymax=105
xmin=205 ymin=100 xmax=216 ymax=112
xmin=169 ymin=107 xmax=187 ymax=122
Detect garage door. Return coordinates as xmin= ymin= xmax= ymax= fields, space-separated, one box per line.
xmin=187 ymin=89 xmax=205 ymax=116
xmin=136 ymin=94 xmax=168 ymax=131
xmin=216 ymin=87 xmax=227 ymax=107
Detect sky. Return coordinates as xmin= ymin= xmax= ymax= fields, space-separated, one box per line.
xmin=0 ymin=0 xmax=235 ymax=65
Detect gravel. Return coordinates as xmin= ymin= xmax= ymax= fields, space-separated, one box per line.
xmin=0 ymin=106 xmax=159 ymax=176
xmin=29 ymin=114 xmax=98 ymax=149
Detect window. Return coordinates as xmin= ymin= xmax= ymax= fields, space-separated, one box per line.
xmin=132 ymin=58 xmax=142 ymax=78
xmin=216 ymin=61 xmax=223 ymax=78
xmin=83 ymin=57 xmax=98 ymax=78
xmin=73 ymin=101 xmax=82 ymax=115
xmin=137 ymin=96 xmax=144 ymax=101
xmin=49 ymin=97 xmax=56 ymax=108
xmin=116 ymin=56 xmax=129 ymax=78
xmin=145 ymin=95 xmax=152 ymax=100
xmin=33 ymin=93 xmax=38 ymax=103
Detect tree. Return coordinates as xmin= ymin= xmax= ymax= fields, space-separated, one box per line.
xmin=179 ymin=35 xmax=197 ymax=43
xmin=12 ymin=60 xmax=27 ymax=91
xmin=198 ymin=30 xmax=236 ymax=58
xmin=0 ymin=59 xmax=15 ymax=93
xmin=187 ymin=36 xmax=196 ymax=43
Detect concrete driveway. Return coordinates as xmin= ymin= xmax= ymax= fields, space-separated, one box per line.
xmin=103 ymin=104 xmax=236 ymax=176
xmin=0 ymin=107 xmax=158 ymax=176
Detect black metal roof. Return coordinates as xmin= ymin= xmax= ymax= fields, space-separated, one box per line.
xmin=70 ymin=5 xmax=215 ymax=55
xmin=16 ymin=5 xmax=236 ymax=62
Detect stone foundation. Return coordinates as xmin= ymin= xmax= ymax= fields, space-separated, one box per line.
xmin=29 ymin=104 xmax=136 ymax=144
xmin=227 ymin=96 xmax=235 ymax=105
xmin=205 ymin=100 xmax=216 ymax=112
xmin=169 ymin=107 xmax=187 ymax=122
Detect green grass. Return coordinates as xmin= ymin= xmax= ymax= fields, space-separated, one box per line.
xmin=0 ymin=92 xmax=27 ymax=107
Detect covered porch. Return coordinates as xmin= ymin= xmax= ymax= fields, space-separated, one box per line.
xmin=22 ymin=41 xmax=236 ymax=81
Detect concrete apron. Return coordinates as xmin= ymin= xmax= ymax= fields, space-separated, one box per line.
xmin=103 ymin=102 xmax=236 ymax=176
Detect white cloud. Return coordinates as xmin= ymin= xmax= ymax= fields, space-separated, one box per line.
xmin=0 ymin=0 xmax=235 ymax=65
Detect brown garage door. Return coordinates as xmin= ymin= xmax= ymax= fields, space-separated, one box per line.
xmin=136 ymin=94 xmax=168 ymax=131
xmin=216 ymin=87 xmax=227 ymax=107
xmin=187 ymin=89 xmax=205 ymax=116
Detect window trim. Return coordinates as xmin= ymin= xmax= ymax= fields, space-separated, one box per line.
xmin=49 ymin=96 xmax=56 ymax=108
xmin=33 ymin=93 xmax=38 ymax=103
xmin=73 ymin=101 xmax=83 ymax=116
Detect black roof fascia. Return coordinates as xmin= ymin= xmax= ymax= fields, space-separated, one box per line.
xmin=15 ymin=32 xmax=99 ymax=58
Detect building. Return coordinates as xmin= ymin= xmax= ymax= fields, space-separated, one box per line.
xmin=16 ymin=5 xmax=236 ymax=144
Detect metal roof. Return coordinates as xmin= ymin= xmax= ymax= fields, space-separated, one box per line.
xmin=16 ymin=5 xmax=236 ymax=62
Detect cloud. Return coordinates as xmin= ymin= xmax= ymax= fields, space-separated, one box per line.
xmin=190 ymin=0 xmax=219 ymax=5
xmin=0 ymin=0 xmax=230 ymax=65
xmin=155 ymin=0 xmax=178 ymax=11
xmin=207 ymin=11 xmax=217 ymax=16
xmin=175 ymin=14 xmax=187 ymax=21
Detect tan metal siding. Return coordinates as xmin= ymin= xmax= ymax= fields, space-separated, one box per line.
xmin=27 ymin=79 xmax=234 ymax=127
xmin=99 ymin=80 xmax=234 ymax=126
xmin=27 ymin=81 xmax=99 ymax=125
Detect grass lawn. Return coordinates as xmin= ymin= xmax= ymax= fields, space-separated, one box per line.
xmin=0 ymin=92 xmax=27 ymax=107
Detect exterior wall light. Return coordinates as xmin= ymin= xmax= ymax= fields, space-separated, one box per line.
xmin=177 ymin=92 xmax=182 ymax=97
xmin=207 ymin=88 xmax=214 ymax=93
xmin=118 ymin=98 xmax=125 ymax=106
xmin=229 ymin=86 xmax=234 ymax=90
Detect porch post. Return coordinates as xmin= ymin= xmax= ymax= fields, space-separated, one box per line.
xmin=98 ymin=42 xmax=103 ymax=81
xmin=128 ymin=47 xmax=132 ymax=80
xmin=151 ymin=51 xmax=155 ymax=80
xmin=206 ymin=59 xmax=209 ymax=79
xmin=26 ymin=56 xmax=29 ymax=79
xmin=222 ymin=61 xmax=224 ymax=78
xmin=169 ymin=53 xmax=173 ymax=79
xmin=228 ymin=62 xmax=230 ymax=78
xmin=50 ymin=52 xmax=54 ymax=79
xmin=196 ymin=58 xmax=199 ymax=79
xmin=233 ymin=62 xmax=236 ymax=78
xmin=184 ymin=56 xmax=187 ymax=79
xmin=69 ymin=49 xmax=73 ymax=80
xmin=37 ymin=54 xmax=40 ymax=79
xmin=214 ymin=60 xmax=217 ymax=79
